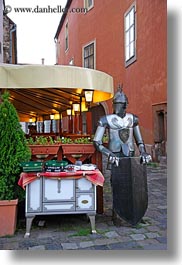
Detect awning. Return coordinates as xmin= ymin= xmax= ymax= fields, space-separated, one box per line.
xmin=0 ymin=64 xmax=114 ymax=119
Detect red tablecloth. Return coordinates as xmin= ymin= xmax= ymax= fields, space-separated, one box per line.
xmin=18 ymin=169 xmax=105 ymax=190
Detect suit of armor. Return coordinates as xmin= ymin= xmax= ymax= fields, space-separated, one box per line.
xmin=93 ymin=87 xmax=151 ymax=167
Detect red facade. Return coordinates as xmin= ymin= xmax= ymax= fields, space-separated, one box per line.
xmin=55 ymin=0 xmax=167 ymax=152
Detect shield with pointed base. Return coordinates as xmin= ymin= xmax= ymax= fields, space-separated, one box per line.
xmin=111 ymin=157 xmax=148 ymax=226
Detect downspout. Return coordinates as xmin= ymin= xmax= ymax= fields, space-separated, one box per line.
xmin=9 ymin=23 xmax=17 ymax=64
xmin=0 ymin=0 xmax=4 ymax=63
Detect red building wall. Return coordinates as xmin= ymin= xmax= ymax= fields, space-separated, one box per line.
xmin=55 ymin=0 xmax=167 ymax=145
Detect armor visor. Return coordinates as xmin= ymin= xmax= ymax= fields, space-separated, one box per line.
xmin=113 ymin=103 xmax=126 ymax=116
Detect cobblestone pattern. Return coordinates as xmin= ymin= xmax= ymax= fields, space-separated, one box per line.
xmin=0 ymin=159 xmax=167 ymax=250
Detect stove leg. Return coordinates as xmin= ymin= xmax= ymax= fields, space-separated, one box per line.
xmin=87 ymin=214 xmax=97 ymax=234
xmin=24 ymin=216 xmax=35 ymax=238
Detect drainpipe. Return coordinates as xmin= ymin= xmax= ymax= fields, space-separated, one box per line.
xmin=0 ymin=4 xmax=3 ymax=62
xmin=9 ymin=23 xmax=17 ymax=64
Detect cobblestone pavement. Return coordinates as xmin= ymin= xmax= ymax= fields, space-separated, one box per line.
xmin=0 ymin=160 xmax=167 ymax=250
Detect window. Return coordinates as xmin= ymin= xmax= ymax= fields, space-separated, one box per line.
xmin=124 ymin=4 xmax=136 ymax=67
xmin=84 ymin=0 xmax=94 ymax=11
xmin=83 ymin=41 xmax=95 ymax=69
xmin=65 ymin=21 xmax=69 ymax=51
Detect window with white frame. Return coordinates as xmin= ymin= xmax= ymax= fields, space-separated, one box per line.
xmin=65 ymin=21 xmax=69 ymax=51
xmin=83 ymin=41 xmax=95 ymax=69
xmin=84 ymin=0 xmax=94 ymax=11
xmin=124 ymin=4 xmax=136 ymax=67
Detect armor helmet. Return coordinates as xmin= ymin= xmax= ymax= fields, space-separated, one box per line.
xmin=113 ymin=84 xmax=128 ymax=108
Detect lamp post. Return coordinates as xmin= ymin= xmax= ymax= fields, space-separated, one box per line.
xmin=66 ymin=109 xmax=73 ymax=133
xmin=50 ymin=114 xmax=54 ymax=133
xmin=73 ymin=103 xmax=80 ymax=134
xmin=84 ymin=90 xmax=93 ymax=109
xmin=84 ymin=90 xmax=94 ymax=135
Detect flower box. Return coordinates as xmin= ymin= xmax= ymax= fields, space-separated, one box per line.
xmin=29 ymin=144 xmax=61 ymax=155
xmin=61 ymin=144 xmax=95 ymax=155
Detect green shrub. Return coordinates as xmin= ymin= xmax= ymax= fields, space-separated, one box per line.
xmin=0 ymin=91 xmax=31 ymax=200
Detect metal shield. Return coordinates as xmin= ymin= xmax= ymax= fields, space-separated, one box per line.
xmin=111 ymin=157 xmax=148 ymax=226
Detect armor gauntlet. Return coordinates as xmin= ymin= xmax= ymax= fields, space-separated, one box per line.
xmin=93 ymin=135 xmax=119 ymax=167
xmin=134 ymin=124 xmax=152 ymax=164
xmin=94 ymin=141 xmax=119 ymax=167
xmin=138 ymin=143 xmax=152 ymax=164
xmin=93 ymin=118 xmax=119 ymax=167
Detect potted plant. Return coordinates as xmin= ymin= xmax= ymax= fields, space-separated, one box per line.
xmin=0 ymin=91 xmax=31 ymax=237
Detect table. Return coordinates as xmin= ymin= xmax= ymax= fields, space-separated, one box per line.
xmin=18 ymin=170 xmax=104 ymax=238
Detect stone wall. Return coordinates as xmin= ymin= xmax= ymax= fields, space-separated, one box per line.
xmin=0 ymin=0 xmax=3 ymax=62
xmin=3 ymin=14 xmax=17 ymax=63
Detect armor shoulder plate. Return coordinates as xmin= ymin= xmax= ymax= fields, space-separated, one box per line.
xmin=98 ymin=115 xmax=108 ymax=127
xmin=133 ymin=114 xmax=139 ymax=127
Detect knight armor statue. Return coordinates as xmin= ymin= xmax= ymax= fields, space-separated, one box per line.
xmin=93 ymin=85 xmax=152 ymax=225
xmin=93 ymin=85 xmax=151 ymax=167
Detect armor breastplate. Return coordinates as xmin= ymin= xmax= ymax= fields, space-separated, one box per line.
xmin=107 ymin=114 xmax=133 ymax=130
xmin=106 ymin=114 xmax=135 ymax=156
